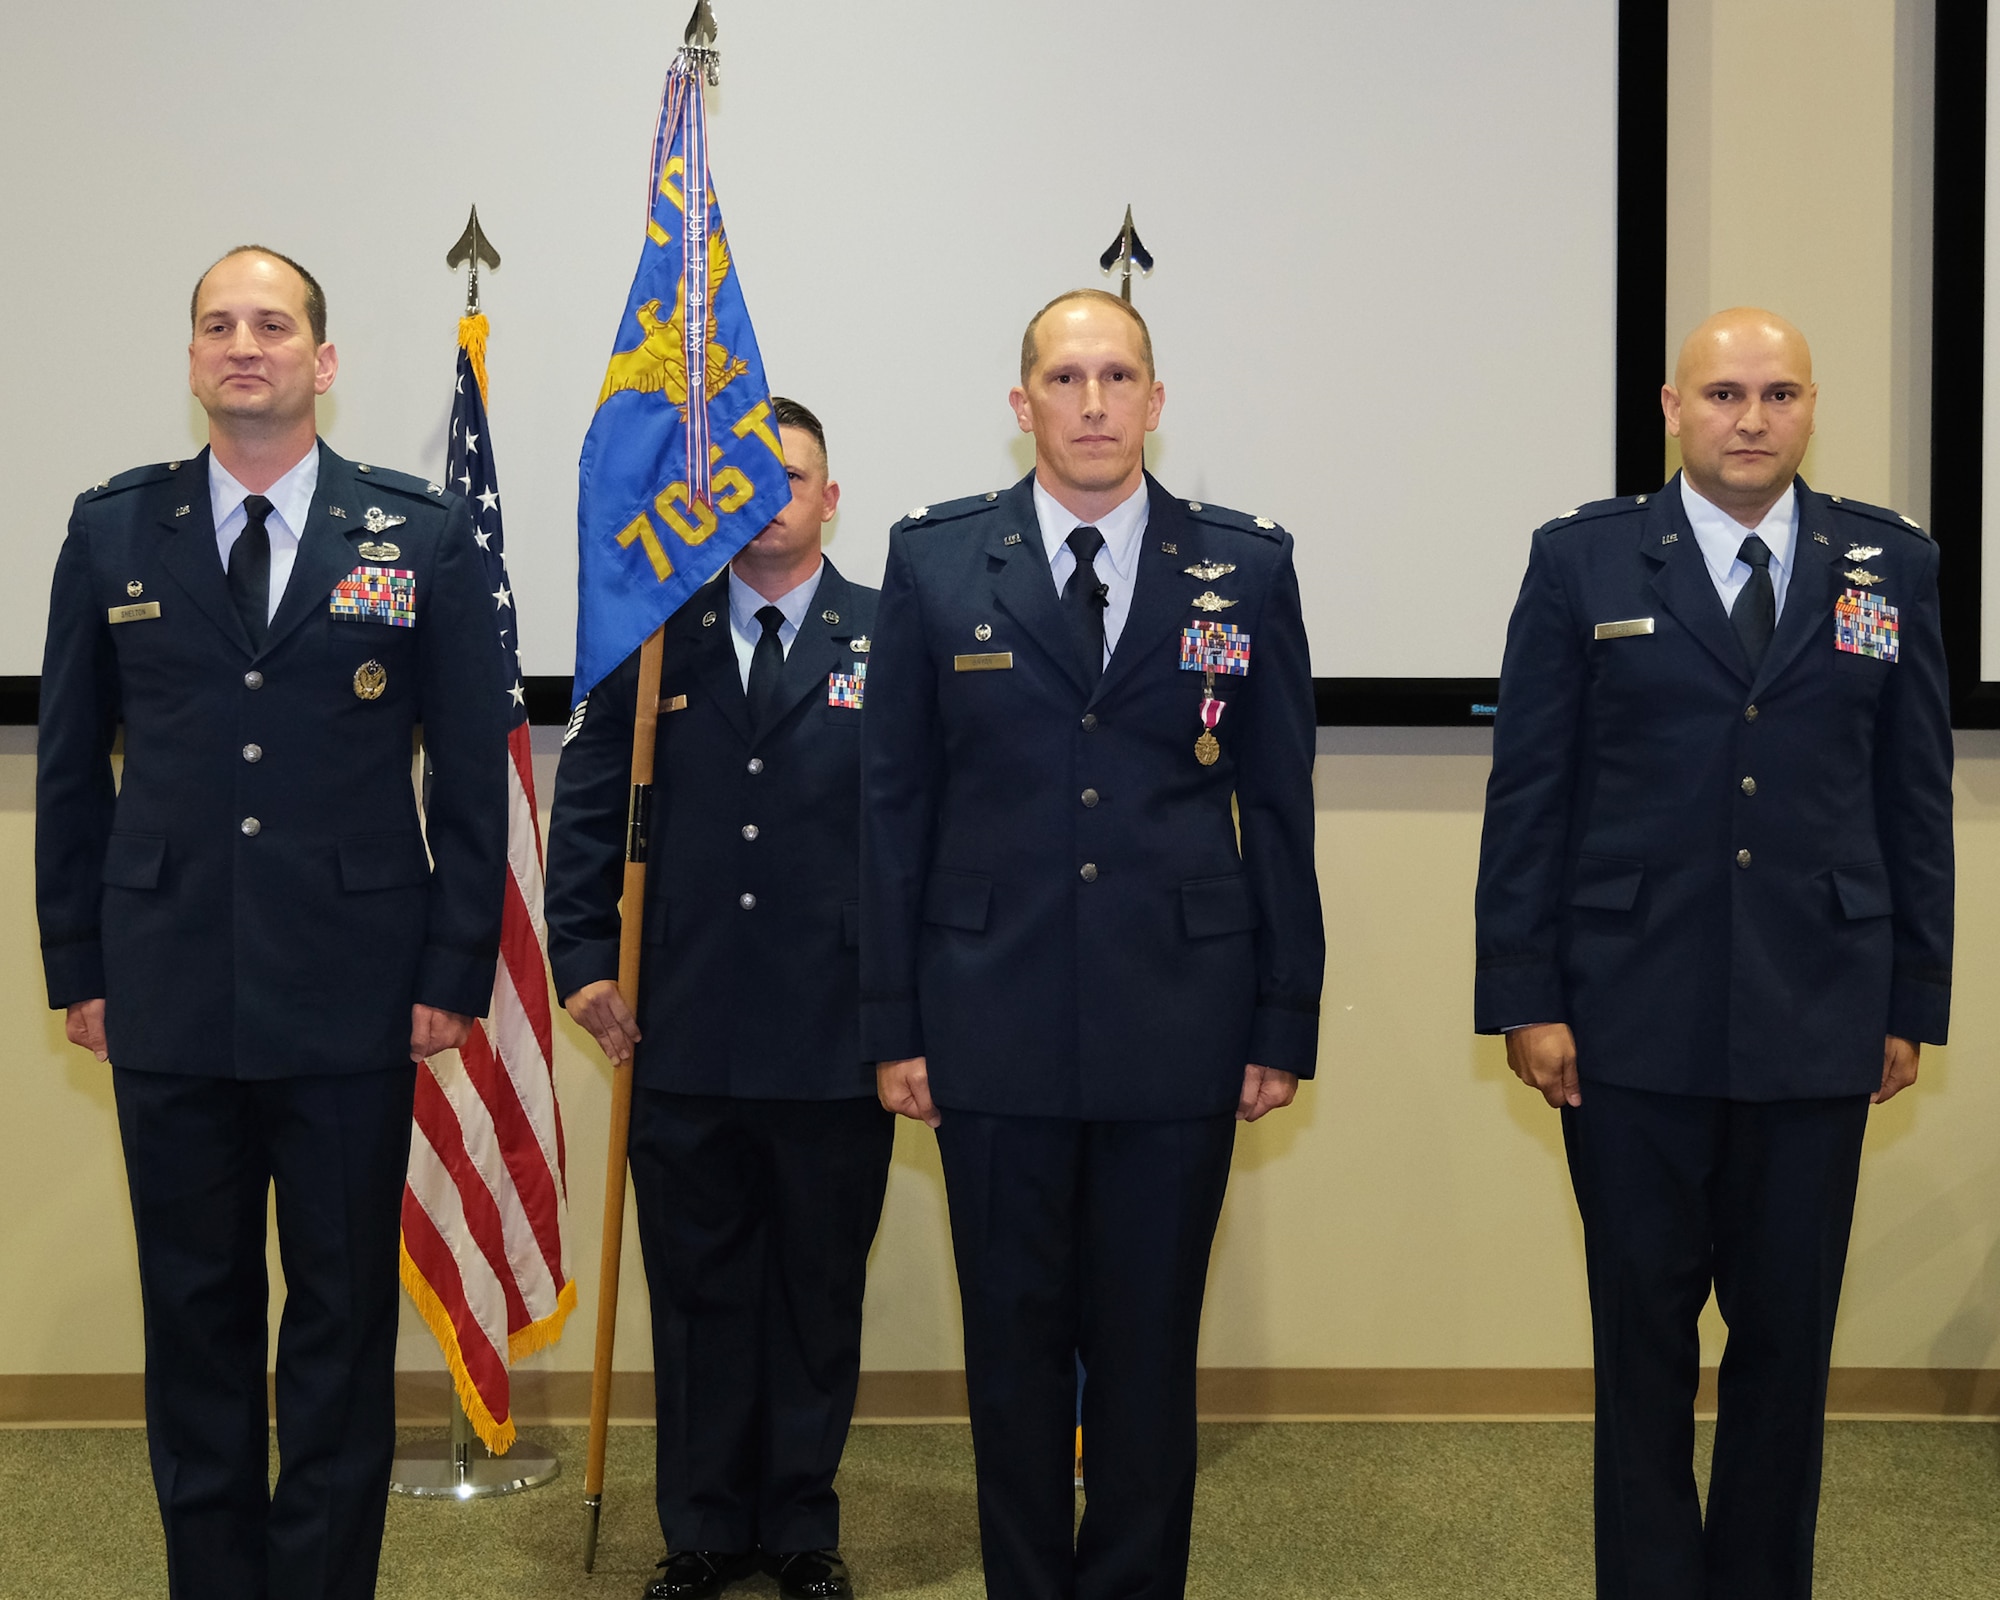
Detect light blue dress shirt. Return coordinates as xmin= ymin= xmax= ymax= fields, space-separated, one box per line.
xmin=1034 ymin=476 xmax=1149 ymax=664
xmin=726 ymin=560 xmax=824 ymax=691
xmin=209 ymin=446 xmax=319 ymax=624
xmin=1679 ymin=477 xmax=1799 ymax=622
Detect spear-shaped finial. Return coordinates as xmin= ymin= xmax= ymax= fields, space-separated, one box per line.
xmin=1098 ymin=204 xmax=1155 ymax=304
xmin=681 ymin=0 xmax=720 ymax=84
xmin=445 ymin=205 xmax=501 ymax=313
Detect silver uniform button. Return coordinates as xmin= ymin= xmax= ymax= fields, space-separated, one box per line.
xmin=1740 ymin=776 xmax=1757 ymax=796
xmin=242 ymin=744 xmax=262 ymax=763
xmin=1081 ymin=788 xmax=1099 ymax=807
xmin=1736 ymin=849 xmax=1752 ymax=868
xmin=240 ymin=817 xmax=261 ymax=837
xmin=244 ymin=670 xmax=264 ymax=690
xmin=747 ymin=758 xmax=764 ymax=775
xmin=739 ymin=892 xmax=757 ymax=910
xmin=741 ymin=824 xmax=759 ymax=841
xmin=1079 ymin=862 xmax=1098 ymax=883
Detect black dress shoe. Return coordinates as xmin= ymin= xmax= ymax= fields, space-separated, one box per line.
xmin=642 ymin=1550 xmax=757 ymax=1600
xmin=764 ymin=1548 xmax=853 ymax=1599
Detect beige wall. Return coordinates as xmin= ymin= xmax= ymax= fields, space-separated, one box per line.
xmin=6 ymin=0 xmax=1994 ymax=1398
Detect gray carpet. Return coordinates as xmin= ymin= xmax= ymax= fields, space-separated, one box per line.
xmin=3 ymin=1421 xmax=1997 ymax=1598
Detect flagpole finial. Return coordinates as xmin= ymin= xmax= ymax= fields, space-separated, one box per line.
xmin=446 ymin=205 xmax=501 ymax=313
xmin=1097 ymin=205 xmax=1155 ymax=304
xmin=680 ymin=0 xmax=721 ymax=84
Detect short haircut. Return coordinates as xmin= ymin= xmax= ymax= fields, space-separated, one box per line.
xmin=189 ymin=245 xmax=328 ymax=345
xmin=771 ymin=395 xmax=827 ymax=465
xmin=1019 ymin=288 xmax=1154 ymax=385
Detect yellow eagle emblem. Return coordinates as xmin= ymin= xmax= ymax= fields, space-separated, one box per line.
xmin=596 ymin=231 xmax=750 ymax=413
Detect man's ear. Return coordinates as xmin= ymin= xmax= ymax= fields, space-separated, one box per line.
xmin=1008 ymin=385 xmax=1034 ymax=434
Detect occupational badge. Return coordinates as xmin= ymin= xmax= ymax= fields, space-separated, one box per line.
xmin=353 ymin=659 xmax=388 ymax=700
xmin=357 ymin=540 xmax=401 ymax=561
xmin=362 ymin=506 xmax=408 ymax=535
xmin=1189 ymin=591 xmax=1237 ymax=612
xmin=329 ymin=566 xmax=417 ymax=627
xmin=1184 ymin=561 xmax=1235 ymax=582
xmin=125 ymin=580 xmax=144 ymax=598
xmin=828 ymin=662 xmax=866 ymax=709
xmin=1843 ymin=567 xmax=1882 ymax=586
xmin=975 ymin=623 xmax=992 ymax=642
xmin=1846 ymin=545 xmax=1882 ymax=562
xmin=850 ymin=636 xmax=871 ymax=654
xmin=1834 ymin=588 xmax=1899 ymax=662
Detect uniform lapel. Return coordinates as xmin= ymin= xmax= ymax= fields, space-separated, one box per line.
xmin=153 ymin=451 xmax=253 ymax=654
xmin=1749 ymin=479 xmax=1839 ymax=696
xmin=688 ymin=572 xmax=751 ymax=742
xmin=262 ymin=442 xmax=360 ymax=659
xmin=985 ymin=476 xmax=1091 ymax=697
xmin=1095 ymin=477 xmax=1190 ymax=705
xmin=754 ymin=561 xmax=851 ymax=745
xmin=1643 ymin=478 xmax=1751 ymax=687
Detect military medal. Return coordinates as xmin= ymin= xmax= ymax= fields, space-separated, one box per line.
xmin=353 ymin=659 xmax=388 ymax=700
xmin=1195 ymin=669 xmax=1224 ymax=765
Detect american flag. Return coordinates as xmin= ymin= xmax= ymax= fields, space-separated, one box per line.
xmin=398 ymin=312 xmax=575 ymax=1453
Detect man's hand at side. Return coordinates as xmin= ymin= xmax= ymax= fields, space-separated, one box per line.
xmin=1873 ymin=1035 xmax=1920 ymax=1104
xmin=879 ymin=1056 xmax=940 ymax=1128
xmin=563 ymin=980 xmax=642 ymax=1065
xmin=410 ymin=1005 xmax=474 ymax=1064
xmin=1506 ymin=1022 xmax=1581 ymax=1108
xmin=65 ymin=998 xmax=108 ymax=1062
xmin=1237 ymin=1064 xmax=1298 ymax=1122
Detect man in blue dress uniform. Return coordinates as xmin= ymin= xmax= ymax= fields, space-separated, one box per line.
xmin=547 ymin=400 xmax=890 ymax=1600
xmin=862 ymin=290 xmax=1324 ymax=1600
xmin=35 ymin=246 xmax=509 ymax=1599
xmin=1475 ymin=307 xmax=1954 ymax=1599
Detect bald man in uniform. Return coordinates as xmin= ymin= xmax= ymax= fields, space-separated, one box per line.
xmin=1475 ymin=308 xmax=1952 ymax=1598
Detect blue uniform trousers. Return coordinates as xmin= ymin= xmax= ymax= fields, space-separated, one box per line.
xmin=1562 ymin=1082 xmax=1870 ymax=1600
xmin=935 ymin=1110 xmax=1236 ymax=1600
xmin=112 ymin=1064 xmax=415 ymax=1600
xmin=629 ymin=1089 xmax=894 ymax=1555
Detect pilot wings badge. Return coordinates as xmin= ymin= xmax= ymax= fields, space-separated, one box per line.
xmin=1845 ymin=545 xmax=1883 ymax=562
xmin=1184 ymin=561 xmax=1236 ymax=582
xmin=362 ymin=506 xmax=407 ymax=535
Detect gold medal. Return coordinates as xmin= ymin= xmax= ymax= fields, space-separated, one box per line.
xmin=1195 ymin=729 xmax=1220 ymax=765
xmin=353 ymin=660 xmax=387 ymax=700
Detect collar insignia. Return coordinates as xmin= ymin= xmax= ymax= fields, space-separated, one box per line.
xmin=328 ymin=505 xmax=347 ymax=519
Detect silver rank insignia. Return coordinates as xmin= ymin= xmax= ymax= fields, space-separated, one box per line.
xmin=362 ymin=506 xmax=407 ymax=535
xmin=1189 ymin=591 xmax=1238 ymax=612
xmin=1845 ymin=545 xmax=1883 ymax=562
xmin=1184 ymin=561 xmax=1236 ymax=581
xmin=1844 ymin=567 xmax=1883 ymax=586
xmin=357 ymin=540 xmax=401 ymax=561
xmin=850 ymin=636 xmax=871 ymax=654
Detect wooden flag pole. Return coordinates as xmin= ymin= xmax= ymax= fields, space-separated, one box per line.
xmin=581 ymin=623 xmax=666 ymax=1572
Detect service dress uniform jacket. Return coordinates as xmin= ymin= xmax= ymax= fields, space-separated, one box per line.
xmin=1473 ymin=474 xmax=1952 ymax=1600
xmin=546 ymin=559 xmax=893 ymax=1561
xmin=860 ymin=471 xmax=1323 ymax=1600
xmin=37 ymin=444 xmax=509 ymax=1071
xmin=547 ymin=561 xmax=876 ymax=1098
xmin=34 ymin=442 xmax=507 ymax=1600
xmin=860 ymin=472 xmax=1323 ymax=1116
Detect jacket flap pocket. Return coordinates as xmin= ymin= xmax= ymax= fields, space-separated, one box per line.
xmin=338 ymin=832 xmax=431 ymax=892
xmin=1831 ymin=860 xmax=1893 ymax=920
xmin=1569 ymin=854 xmax=1644 ymax=911
xmin=842 ymin=900 xmax=861 ymax=948
xmin=1182 ymin=873 xmax=1260 ymax=938
xmin=922 ymin=870 xmax=991 ymax=932
xmin=101 ymin=832 xmax=165 ymax=890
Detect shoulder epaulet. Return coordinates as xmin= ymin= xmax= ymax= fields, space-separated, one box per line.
xmin=351 ymin=461 xmax=452 ymax=504
xmin=1823 ymin=493 xmax=1931 ymax=542
xmin=79 ymin=460 xmax=180 ymax=501
xmin=1182 ymin=500 xmax=1285 ymax=541
xmin=1535 ymin=493 xmax=1653 ymax=535
xmin=892 ymin=491 xmax=1003 ymax=535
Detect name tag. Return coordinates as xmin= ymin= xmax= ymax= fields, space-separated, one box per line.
xmin=1593 ymin=617 xmax=1655 ymax=640
xmin=659 ymin=693 xmax=688 ymax=714
xmin=108 ymin=602 xmax=161 ymax=624
xmin=954 ymin=652 xmax=1013 ymax=672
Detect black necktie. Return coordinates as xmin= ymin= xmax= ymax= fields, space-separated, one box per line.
xmin=1062 ymin=525 xmax=1108 ymax=686
xmin=1730 ymin=534 xmax=1776 ymax=672
xmin=228 ymin=494 xmax=273 ymax=650
xmin=746 ymin=604 xmax=786 ymax=727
